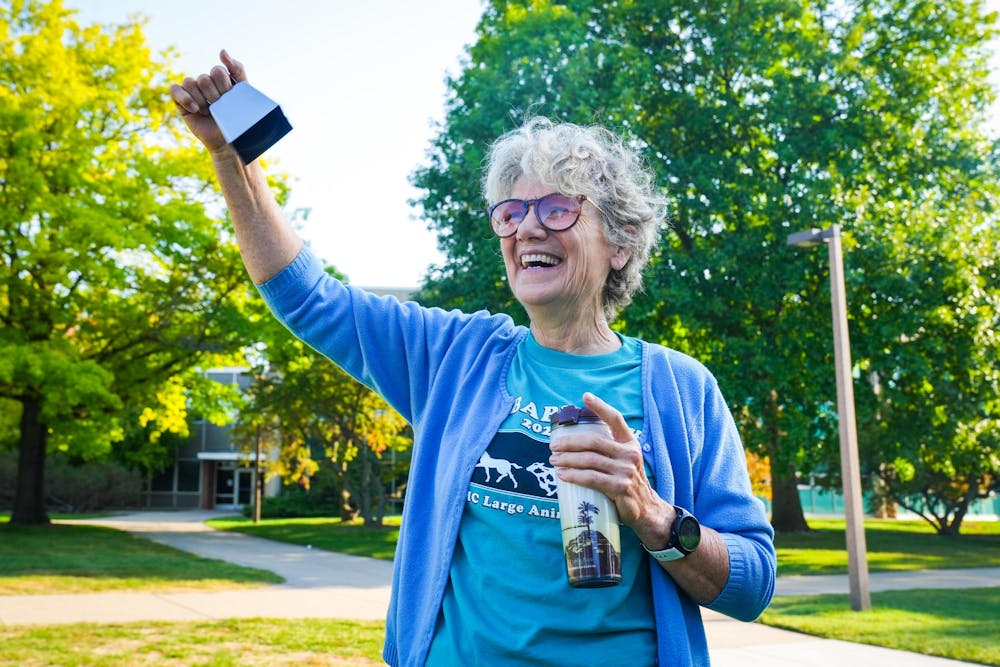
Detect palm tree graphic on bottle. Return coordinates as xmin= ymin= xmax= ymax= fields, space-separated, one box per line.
xmin=565 ymin=499 xmax=621 ymax=585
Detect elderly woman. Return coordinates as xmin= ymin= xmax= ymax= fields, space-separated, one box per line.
xmin=172 ymin=52 xmax=775 ymax=667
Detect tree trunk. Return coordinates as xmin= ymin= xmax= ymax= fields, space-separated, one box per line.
xmin=369 ymin=449 xmax=386 ymax=528
xmin=10 ymin=396 xmax=50 ymax=525
xmin=940 ymin=479 xmax=979 ymax=536
xmin=770 ymin=462 xmax=810 ymax=533
xmin=762 ymin=389 xmax=810 ymax=533
xmin=871 ymin=475 xmax=898 ymax=518
xmin=360 ymin=447 xmax=386 ymax=528
xmin=360 ymin=445 xmax=372 ymax=525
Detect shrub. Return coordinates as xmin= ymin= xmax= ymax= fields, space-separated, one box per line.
xmin=244 ymin=486 xmax=342 ymax=518
xmin=0 ymin=451 xmax=142 ymax=512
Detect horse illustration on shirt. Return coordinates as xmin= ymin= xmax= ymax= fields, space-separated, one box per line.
xmin=476 ymin=451 xmax=521 ymax=488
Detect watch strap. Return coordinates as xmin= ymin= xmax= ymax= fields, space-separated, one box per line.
xmin=642 ymin=541 xmax=686 ymax=562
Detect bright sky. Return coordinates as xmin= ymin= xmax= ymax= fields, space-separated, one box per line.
xmin=70 ymin=0 xmax=484 ymax=288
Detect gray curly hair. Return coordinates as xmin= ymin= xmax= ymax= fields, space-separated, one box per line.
xmin=483 ymin=116 xmax=667 ymax=320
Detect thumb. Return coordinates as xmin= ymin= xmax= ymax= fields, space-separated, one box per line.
xmin=582 ymin=392 xmax=633 ymax=443
xmin=220 ymin=49 xmax=248 ymax=83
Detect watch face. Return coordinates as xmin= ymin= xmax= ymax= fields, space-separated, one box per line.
xmin=677 ymin=516 xmax=701 ymax=552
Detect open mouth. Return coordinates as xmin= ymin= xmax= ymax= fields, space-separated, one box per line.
xmin=521 ymin=253 xmax=561 ymax=269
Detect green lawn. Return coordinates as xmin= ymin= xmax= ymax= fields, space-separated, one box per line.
xmin=762 ymin=587 xmax=1000 ymax=666
xmin=0 ymin=589 xmax=996 ymax=666
xmin=1 ymin=589 xmax=995 ymax=667
xmin=0 ymin=617 xmax=386 ymax=666
xmin=775 ymin=518 xmax=1000 ymax=575
xmin=0 ymin=521 xmax=282 ymax=594
xmin=207 ymin=515 xmax=402 ymax=561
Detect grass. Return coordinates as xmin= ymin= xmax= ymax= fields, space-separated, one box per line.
xmin=774 ymin=518 xmax=1000 ymax=575
xmin=761 ymin=587 xmax=1000 ymax=666
xmin=1 ymin=590 xmax=995 ymax=667
xmin=0 ymin=521 xmax=282 ymax=595
xmin=206 ymin=515 xmax=402 ymax=561
xmin=0 ymin=591 xmax=995 ymax=667
xmin=0 ymin=617 xmax=386 ymax=666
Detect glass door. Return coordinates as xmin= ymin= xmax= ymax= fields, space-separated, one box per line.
xmin=215 ymin=467 xmax=235 ymax=507
xmin=236 ymin=469 xmax=253 ymax=505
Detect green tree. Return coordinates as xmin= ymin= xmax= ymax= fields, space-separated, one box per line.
xmin=797 ymin=2 xmax=1000 ymax=534
xmin=852 ymin=185 xmax=1000 ymax=534
xmin=1 ymin=0 xmax=258 ymax=524
xmin=412 ymin=0 xmax=999 ymax=533
xmin=234 ymin=283 xmax=411 ymax=528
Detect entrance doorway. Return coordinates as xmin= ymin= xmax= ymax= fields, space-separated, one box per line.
xmin=236 ymin=468 xmax=253 ymax=505
xmin=215 ymin=467 xmax=235 ymax=507
xmin=214 ymin=465 xmax=254 ymax=508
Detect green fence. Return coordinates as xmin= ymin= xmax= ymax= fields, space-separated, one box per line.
xmin=757 ymin=488 xmax=999 ymax=518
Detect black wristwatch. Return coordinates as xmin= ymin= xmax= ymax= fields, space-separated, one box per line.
xmin=642 ymin=506 xmax=701 ymax=562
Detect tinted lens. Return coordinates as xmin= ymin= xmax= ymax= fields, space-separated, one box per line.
xmin=536 ymin=194 xmax=582 ymax=230
xmin=489 ymin=199 xmax=528 ymax=237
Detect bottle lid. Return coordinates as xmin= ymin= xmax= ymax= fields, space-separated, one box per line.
xmin=551 ymin=405 xmax=601 ymax=426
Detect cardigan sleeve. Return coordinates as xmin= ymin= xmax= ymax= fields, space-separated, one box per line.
xmin=649 ymin=346 xmax=776 ymax=622
xmin=697 ymin=377 xmax=776 ymax=620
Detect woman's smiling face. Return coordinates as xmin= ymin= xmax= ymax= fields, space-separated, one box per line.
xmin=500 ymin=176 xmax=626 ymax=324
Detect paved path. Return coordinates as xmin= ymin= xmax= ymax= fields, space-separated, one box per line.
xmin=2 ymin=510 xmax=995 ymax=667
xmin=775 ymin=567 xmax=1000 ymax=596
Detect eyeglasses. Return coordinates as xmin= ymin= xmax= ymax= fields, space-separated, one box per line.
xmin=487 ymin=193 xmax=603 ymax=238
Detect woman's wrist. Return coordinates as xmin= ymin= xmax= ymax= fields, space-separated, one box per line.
xmin=209 ymin=144 xmax=242 ymax=167
xmin=633 ymin=498 xmax=676 ymax=551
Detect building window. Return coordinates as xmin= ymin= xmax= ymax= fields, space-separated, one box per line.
xmin=177 ymin=461 xmax=200 ymax=492
xmin=150 ymin=468 xmax=174 ymax=492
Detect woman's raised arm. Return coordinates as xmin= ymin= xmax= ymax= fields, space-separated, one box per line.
xmin=169 ymin=49 xmax=301 ymax=284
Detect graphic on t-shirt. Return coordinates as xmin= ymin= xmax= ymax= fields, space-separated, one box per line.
xmin=465 ymin=391 xmax=647 ymax=527
xmin=475 ymin=451 xmax=522 ymax=488
xmin=526 ymin=462 xmax=558 ymax=497
xmin=470 ymin=432 xmax=556 ymax=500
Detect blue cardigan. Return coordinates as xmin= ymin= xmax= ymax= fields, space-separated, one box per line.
xmin=258 ymin=247 xmax=776 ymax=667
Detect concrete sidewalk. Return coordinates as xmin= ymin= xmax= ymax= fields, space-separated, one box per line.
xmin=2 ymin=510 xmax=994 ymax=667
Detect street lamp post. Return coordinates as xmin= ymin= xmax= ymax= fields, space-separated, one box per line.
xmin=787 ymin=224 xmax=872 ymax=611
xmin=253 ymin=426 xmax=263 ymax=524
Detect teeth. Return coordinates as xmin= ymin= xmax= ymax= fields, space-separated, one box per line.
xmin=521 ymin=254 xmax=560 ymax=268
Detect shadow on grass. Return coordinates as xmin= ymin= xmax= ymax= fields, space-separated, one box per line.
xmin=774 ymin=519 xmax=1000 ymax=575
xmin=0 ymin=522 xmax=282 ymax=594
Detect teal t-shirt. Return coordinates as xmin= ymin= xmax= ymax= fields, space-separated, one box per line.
xmin=426 ymin=333 xmax=656 ymax=666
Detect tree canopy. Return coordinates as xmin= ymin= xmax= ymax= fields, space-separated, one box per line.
xmin=0 ymin=0 xmax=262 ymax=523
xmin=412 ymin=0 xmax=999 ymax=532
